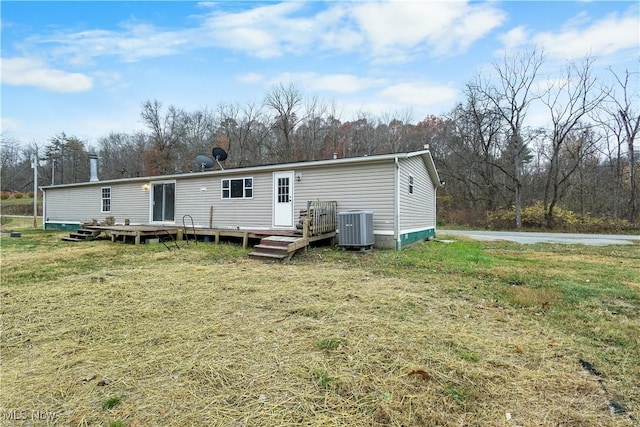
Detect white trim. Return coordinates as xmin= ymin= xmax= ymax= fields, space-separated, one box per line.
xmin=373 ymin=230 xmax=395 ymax=236
xmin=221 ymin=176 xmax=254 ymax=199
xmin=400 ymin=226 xmax=436 ymax=235
xmin=272 ymin=171 xmax=295 ymax=228
xmin=101 ymin=186 xmax=112 ymax=213
xmin=149 ymin=180 xmax=177 ymax=224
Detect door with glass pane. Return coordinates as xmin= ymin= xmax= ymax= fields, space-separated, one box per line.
xmin=151 ymin=182 xmax=175 ymax=222
xmin=273 ymin=171 xmax=294 ymax=227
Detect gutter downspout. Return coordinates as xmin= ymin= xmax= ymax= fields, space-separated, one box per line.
xmin=394 ymin=156 xmax=401 ymax=250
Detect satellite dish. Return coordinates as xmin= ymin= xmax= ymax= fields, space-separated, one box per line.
xmin=212 ymin=147 xmax=228 ymax=161
xmin=212 ymin=147 xmax=228 ymax=170
xmin=195 ymin=154 xmax=214 ymax=171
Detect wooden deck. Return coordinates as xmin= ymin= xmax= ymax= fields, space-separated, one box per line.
xmin=83 ymin=224 xmax=335 ymax=248
xmin=66 ymin=201 xmax=338 ymax=260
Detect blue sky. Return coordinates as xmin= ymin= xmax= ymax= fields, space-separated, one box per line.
xmin=1 ymin=1 xmax=638 ymax=146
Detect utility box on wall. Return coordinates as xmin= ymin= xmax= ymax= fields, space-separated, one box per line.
xmin=338 ymin=210 xmax=374 ymax=250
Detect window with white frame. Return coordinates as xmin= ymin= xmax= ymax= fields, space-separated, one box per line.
xmin=408 ymin=176 xmax=414 ymax=194
xmin=101 ymin=187 xmax=111 ymax=212
xmin=221 ymin=177 xmax=253 ymax=199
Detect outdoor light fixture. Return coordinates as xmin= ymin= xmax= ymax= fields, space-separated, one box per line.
xmin=296 ymin=173 xmax=302 ymax=182
xmin=143 ymin=183 xmax=150 ymax=191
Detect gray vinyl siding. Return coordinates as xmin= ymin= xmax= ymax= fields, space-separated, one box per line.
xmin=146 ymin=173 xmax=271 ymax=228
xmin=398 ymin=156 xmax=436 ymax=231
xmin=183 ymin=172 xmax=272 ymax=229
xmin=45 ymin=183 xmax=149 ymax=224
xmin=45 ymin=186 xmax=102 ymax=222
xmin=293 ymin=160 xmax=396 ymax=233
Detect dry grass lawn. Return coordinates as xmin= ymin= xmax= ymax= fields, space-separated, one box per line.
xmin=1 ymin=219 xmax=638 ymax=426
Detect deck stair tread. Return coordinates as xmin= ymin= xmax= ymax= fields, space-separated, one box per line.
xmin=61 ymin=228 xmax=102 ymax=242
xmin=61 ymin=237 xmax=83 ymax=242
xmin=249 ymin=236 xmax=308 ymax=261
xmin=248 ymin=251 xmax=288 ymax=259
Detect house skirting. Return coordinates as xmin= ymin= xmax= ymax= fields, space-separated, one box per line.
xmin=44 ymin=221 xmax=81 ymax=231
xmin=397 ymin=227 xmax=436 ymax=250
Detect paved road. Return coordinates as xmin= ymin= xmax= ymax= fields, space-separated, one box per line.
xmin=437 ymin=229 xmax=640 ymax=246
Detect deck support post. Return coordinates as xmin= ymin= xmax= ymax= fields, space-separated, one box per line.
xmin=215 ymin=231 xmax=220 ymax=244
xmin=303 ymin=218 xmax=310 ymax=239
xmin=242 ymin=232 xmax=249 ymax=248
xmin=135 ymin=232 xmax=141 ymax=245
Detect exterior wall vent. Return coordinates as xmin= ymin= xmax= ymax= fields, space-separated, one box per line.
xmin=338 ymin=210 xmax=374 ymax=249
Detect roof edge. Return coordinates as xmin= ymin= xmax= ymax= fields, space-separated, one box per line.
xmin=41 ymin=150 xmax=437 ymax=190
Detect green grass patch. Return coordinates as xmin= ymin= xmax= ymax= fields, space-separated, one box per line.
xmin=102 ymin=395 xmax=122 ymax=410
xmin=316 ymin=337 xmax=347 ymax=351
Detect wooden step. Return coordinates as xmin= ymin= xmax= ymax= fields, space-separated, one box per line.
xmin=61 ymin=228 xmax=101 ymax=242
xmin=252 ymin=244 xmax=289 ymax=255
xmin=249 ymin=236 xmax=309 ymax=261
xmin=259 ymin=236 xmax=302 ymax=247
xmin=248 ymin=251 xmax=287 ymax=259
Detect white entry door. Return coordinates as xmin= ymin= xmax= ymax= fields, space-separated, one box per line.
xmin=273 ymin=171 xmax=294 ymax=227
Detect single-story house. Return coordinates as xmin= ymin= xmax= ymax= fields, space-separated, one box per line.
xmin=41 ymin=150 xmax=442 ymax=249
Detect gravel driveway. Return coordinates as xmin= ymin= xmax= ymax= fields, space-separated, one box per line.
xmin=437 ymin=230 xmax=640 ymax=246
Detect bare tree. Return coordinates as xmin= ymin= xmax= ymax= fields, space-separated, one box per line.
xmin=219 ymin=101 xmax=270 ymax=166
xmin=472 ymin=49 xmax=545 ymax=228
xmin=97 ymin=132 xmax=148 ymax=179
xmin=540 ymin=57 xmax=606 ymax=227
xmin=0 ymin=133 xmax=24 ymax=191
xmin=140 ymin=100 xmax=186 ymax=175
xmin=182 ymin=108 xmax=218 ymax=169
xmin=607 ymin=67 xmax=640 ymax=222
xmin=264 ymin=83 xmax=304 ymax=162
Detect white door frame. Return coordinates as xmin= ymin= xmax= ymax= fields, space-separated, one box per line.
xmin=273 ymin=171 xmax=294 ymax=228
xmin=149 ymin=180 xmax=176 ymax=224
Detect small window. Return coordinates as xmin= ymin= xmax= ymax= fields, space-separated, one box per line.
xmin=221 ymin=178 xmax=253 ymax=199
xmin=409 ymin=176 xmax=414 ymax=194
xmin=101 ymin=187 xmax=111 ymax=212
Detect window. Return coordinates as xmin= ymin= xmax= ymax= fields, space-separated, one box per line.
xmin=101 ymin=187 xmax=111 ymax=213
xmin=222 ymin=178 xmax=253 ymax=199
xmin=408 ymin=176 xmax=414 ymax=194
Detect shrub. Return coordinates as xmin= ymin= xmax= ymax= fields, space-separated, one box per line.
xmin=27 ymin=191 xmax=34 ymax=198
xmin=0 ymin=192 xmax=10 ymax=200
xmin=13 ymin=192 xmax=24 ymax=199
xmin=486 ymin=201 xmax=639 ymax=232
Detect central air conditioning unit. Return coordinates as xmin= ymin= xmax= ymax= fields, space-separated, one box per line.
xmin=338 ymin=210 xmax=374 ymax=249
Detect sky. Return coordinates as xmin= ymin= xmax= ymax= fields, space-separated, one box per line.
xmin=1 ymin=1 xmax=639 ymax=147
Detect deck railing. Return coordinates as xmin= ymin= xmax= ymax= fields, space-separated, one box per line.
xmin=303 ymin=200 xmax=337 ymax=237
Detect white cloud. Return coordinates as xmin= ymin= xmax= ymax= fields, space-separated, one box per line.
xmin=350 ymin=1 xmax=506 ymax=60
xmin=236 ymin=72 xmax=265 ymax=84
xmin=534 ymin=10 xmax=639 ymax=59
xmin=499 ymin=26 xmax=530 ymax=52
xmin=12 ymin=1 xmax=506 ymax=68
xmin=1 ymin=57 xmax=93 ymax=92
xmin=379 ymin=82 xmax=459 ymax=109
xmin=200 ymin=2 xmax=315 ymax=58
xmin=43 ymin=24 xmax=192 ymax=64
xmin=272 ymin=72 xmax=383 ymax=94
xmin=499 ymin=8 xmax=639 ymax=61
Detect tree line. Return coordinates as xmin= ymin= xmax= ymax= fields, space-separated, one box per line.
xmin=2 ymin=50 xmax=638 ymax=227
